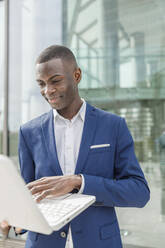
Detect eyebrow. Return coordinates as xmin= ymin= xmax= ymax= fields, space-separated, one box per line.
xmin=36 ymin=74 xmax=64 ymax=82
xmin=49 ymin=74 xmax=63 ymax=80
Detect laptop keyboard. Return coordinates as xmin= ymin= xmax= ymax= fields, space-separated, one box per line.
xmin=36 ymin=197 xmax=80 ymax=226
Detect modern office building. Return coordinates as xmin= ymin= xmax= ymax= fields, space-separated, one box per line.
xmin=0 ymin=0 xmax=165 ymax=247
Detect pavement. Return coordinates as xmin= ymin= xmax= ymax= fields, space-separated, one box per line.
xmin=118 ymin=162 xmax=165 ymax=248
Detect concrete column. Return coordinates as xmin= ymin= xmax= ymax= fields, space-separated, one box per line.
xmin=8 ymin=0 xmax=22 ymax=132
xmin=102 ymin=0 xmax=120 ymax=87
xmin=130 ymin=32 xmax=146 ymax=87
xmin=147 ymin=60 xmax=158 ymax=87
xmin=62 ymin=0 xmax=68 ymax=46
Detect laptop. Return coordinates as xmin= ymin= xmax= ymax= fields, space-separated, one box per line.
xmin=0 ymin=155 xmax=95 ymax=235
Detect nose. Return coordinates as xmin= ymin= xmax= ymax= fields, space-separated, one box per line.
xmin=43 ymin=85 xmax=56 ymax=96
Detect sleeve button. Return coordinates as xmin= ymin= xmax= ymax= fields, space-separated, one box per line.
xmin=60 ymin=231 xmax=67 ymax=238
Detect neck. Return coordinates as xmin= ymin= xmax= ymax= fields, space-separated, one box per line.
xmin=57 ymin=96 xmax=83 ymax=120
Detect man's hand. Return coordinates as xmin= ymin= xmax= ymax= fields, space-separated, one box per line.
xmin=27 ymin=175 xmax=82 ymax=202
xmin=0 ymin=221 xmax=23 ymax=239
xmin=0 ymin=221 xmax=11 ymax=239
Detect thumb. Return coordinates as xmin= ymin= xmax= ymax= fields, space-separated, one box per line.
xmin=0 ymin=220 xmax=11 ymax=238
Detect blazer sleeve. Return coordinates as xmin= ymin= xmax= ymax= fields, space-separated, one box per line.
xmin=18 ymin=127 xmax=35 ymax=184
xmin=16 ymin=127 xmax=35 ymax=235
xmin=82 ymin=117 xmax=150 ymax=208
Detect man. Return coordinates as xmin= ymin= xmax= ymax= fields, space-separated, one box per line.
xmin=0 ymin=45 xmax=150 ymax=248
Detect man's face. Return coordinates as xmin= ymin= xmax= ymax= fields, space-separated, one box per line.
xmin=35 ymin=58 xmax=81 ymax=110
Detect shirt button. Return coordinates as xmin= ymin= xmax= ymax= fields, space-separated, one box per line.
xmin=60 ymin=231 xmax=67 ymax=238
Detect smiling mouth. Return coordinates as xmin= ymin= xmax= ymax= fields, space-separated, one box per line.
xmin=47 ymin=96 xmax=62 ymax=103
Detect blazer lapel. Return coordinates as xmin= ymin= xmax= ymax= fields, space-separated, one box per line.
xmin=75 ymin=103 xmax=97 ymax=174
xmin=41 ymin=110 xmax=63 ymax=175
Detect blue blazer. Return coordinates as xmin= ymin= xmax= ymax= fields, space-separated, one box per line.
xmin=18 ymin=103 xmax=150 ymax=248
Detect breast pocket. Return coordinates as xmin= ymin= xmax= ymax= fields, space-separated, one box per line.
xmin=84 ymin=146 xmax=114 ymax=177
xmin=90 ymin=146 xmax=111 ymax=154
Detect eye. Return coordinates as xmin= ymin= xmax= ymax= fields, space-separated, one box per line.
xmin=38 ymin=82 xmax=45 ymax=88
xmin=52 ymin=80 xmax=61 ymax=84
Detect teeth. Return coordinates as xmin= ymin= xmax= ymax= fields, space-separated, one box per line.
xmin=49 ymin=97 xmax=58 ymax=102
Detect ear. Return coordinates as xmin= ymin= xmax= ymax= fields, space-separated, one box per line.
xmin=74 ymin=68 xmax=82 ymax=84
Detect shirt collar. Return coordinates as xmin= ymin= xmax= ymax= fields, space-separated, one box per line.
xmin=53 ymin=99 xmax=86 ymax=123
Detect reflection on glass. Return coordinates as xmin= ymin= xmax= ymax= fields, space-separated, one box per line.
xmin=8 ymin=0 xmax=63 ymax=156
xmin=65 ymin=0 xmax=165 ymax=164
xmin=64 ymin=0 xmax=165 ymax=247
xmin=158 ymin=130 xmax=165 ymax=220
xmin=0 ymin=1 xmax=4 ymax=153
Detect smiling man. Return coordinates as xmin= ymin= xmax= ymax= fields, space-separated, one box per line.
xmin=0 ymin=45 xmax=150 ymax=248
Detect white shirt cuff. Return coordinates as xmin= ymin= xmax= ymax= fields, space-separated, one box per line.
xmin=77 ymin=174 xmax=85 ymax=194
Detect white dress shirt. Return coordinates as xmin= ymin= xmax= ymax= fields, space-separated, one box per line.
xmin=53 ymin=100 xmax=86 ymax=248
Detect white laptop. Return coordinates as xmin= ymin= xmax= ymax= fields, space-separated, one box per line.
xmin=0 ymin=155 xmax=95 ymax=235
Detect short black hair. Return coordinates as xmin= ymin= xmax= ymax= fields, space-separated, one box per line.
xmin=36 ymin=45 xmax=77 ymax=66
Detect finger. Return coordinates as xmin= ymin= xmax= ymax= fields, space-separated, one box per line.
xmin=15 ymin=227 xmax=23 ymax=234
xmin=27 ymin=176 xmax=63 ymax=190
xmin=30 ymin=184 xmax=50 ymax=195
xmin=27 ymin=178 xmax=49 ymax=190
xmin=0 ymin=220 xmax=10 ymax=230
xmin=0 ymin=221 xmax=11 ymax=237
xmin=30 ymin=179 xmax=61 ymax=194
xmin=36 ymin=189 xmax=56 ymax=202
xmin=36 ymin=176 xmax=62 ymax=182
xmin=0 ymin=220 xmax=9 ymax=227
xmin=27 ymin=181 xmax=45 ymax=190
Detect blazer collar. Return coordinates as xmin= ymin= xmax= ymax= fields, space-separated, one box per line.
xmin=75 ymin=103 xmax=97 ymax=174
xmin=41 ymin=110 xmax=63 ymax=175
xmin=41 ymin=103 xmax=98 ymax=175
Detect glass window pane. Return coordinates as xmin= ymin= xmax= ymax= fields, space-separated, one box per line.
xmin=64 ymin=0 xmax=165 ymax=247
xmin=8 ymin=0 xmax=63 ymax=157
xmin=0 ymin=0 xmax=4 ymax=154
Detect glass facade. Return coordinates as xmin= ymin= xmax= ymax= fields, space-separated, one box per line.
xmin=64 ymin=0 xmax=165 ymax=164
xmin=0 ymin=0 xmax=4 ymax=154
xmin=8 ymin=0 xmax=62 ymax=156
xmin=0 ymin=0 xmax=165 ymax=246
